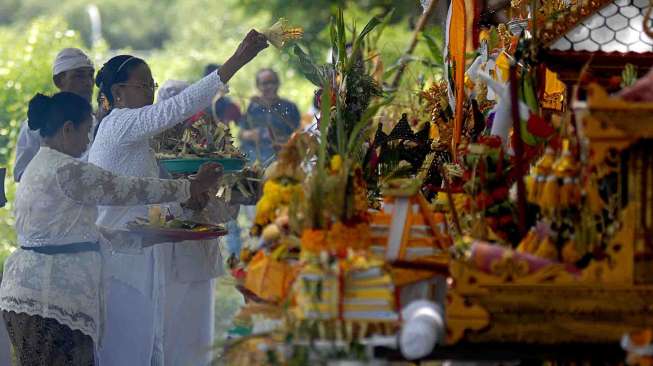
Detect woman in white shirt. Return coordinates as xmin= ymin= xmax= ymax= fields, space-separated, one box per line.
xmin=0 ymin=92 xmax=221 ymax=365
xmin=88 ymin=30 xmax=268 ymax=365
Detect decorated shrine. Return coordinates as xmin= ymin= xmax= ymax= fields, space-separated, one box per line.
xmin=221 ymin=1 xmax=653 ymax=364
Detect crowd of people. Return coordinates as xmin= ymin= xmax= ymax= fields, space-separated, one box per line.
xmin=0 ymin=28 xmax=316 ymax=365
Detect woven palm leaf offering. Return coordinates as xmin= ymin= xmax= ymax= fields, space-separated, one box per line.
xmin=154 ymin=112 xmax=246 ymax=173
xmin=261 ymin=18 xmax=304 ymax=48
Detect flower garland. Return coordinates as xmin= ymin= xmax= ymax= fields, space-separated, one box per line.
xmin=300 ymin=222 xmax=371 ymax=258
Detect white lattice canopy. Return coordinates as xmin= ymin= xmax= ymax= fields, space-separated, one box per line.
xmin=550 ymin=0 xmax=653 ymax=53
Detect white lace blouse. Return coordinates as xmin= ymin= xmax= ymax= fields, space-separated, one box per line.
xmin=0 ymin=147 xmax=191 ymax=342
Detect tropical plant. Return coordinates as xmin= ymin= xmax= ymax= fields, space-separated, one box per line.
xmin=291 ymin=9 xmax=387 ymax=230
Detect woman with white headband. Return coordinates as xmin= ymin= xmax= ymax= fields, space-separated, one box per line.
xmin=89 ymin=30 xmax=267 ymax=365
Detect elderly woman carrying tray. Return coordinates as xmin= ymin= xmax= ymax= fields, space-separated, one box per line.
xmin=0 ymin=92 xmax=221 ymax=365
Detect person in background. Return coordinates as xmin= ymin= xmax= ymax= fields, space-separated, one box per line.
xmin=229 ymin=69 xmax=300 ymax=259
xmin=0 ymin=91 xmax=220 ymax=365
xmin=13 ymin=48 xmax=95 ymax=182
xmin=89 ymin=30 xmax=267 ymax=365
xmin=203 ymin=64 xmax=242 ymax=124
xmin=155 ymin=80 xmax=239 ymax=365
xmin=240 ymin=68 xmax=300 ymax=164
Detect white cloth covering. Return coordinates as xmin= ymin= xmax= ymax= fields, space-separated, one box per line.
xmin=0 ymin=147 xmax=191 ymax=343
xmin=89 ymin=71 xmax=226 ymax=364
xmin=99 ymin=278 xmax=158 ymax=365
xmin=162 ymin=241 xmax=215 ymax=366
xmin=158 ymin=199 xmax=231 ymax=366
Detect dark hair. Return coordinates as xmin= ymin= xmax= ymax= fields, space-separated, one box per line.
xmin=95 ymin=54 xmax=146 ymax=106
xmin=204 ymin=63 xmax=220 ymax=77
xmin=255 ymin=68 xmax=279 ymax=85
xmin=27 ymin=92 xmax=92 ymax=138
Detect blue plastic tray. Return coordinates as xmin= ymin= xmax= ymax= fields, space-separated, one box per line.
xmin=159 ymin=157 xmax=246 ymax=174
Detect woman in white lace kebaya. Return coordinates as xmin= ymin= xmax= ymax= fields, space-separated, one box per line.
xmin=0 ymin=92 xmax=222 ymax=366
xmin=88 ymin=30 xmax=268 ymax=365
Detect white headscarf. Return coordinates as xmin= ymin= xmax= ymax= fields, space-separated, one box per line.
xmin=52 ymin=48 xmax=93 ymax=76
xmin=157 ymin=80 xmax=190 ymax=101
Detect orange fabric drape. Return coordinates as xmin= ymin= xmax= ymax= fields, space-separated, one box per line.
xmin=449 ymin=0 xmax=467 ymax=150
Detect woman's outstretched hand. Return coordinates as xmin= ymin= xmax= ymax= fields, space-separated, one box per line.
xmin=219 ymin=30 xmax=269 ymax=83
xmin=234 ymin=30 xmax=269 ymax=65
xmin=186 ymin=163 xmax=222 ymax=211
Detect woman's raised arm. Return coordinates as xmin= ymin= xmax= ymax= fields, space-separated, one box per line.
xmin=110 ymin=30 xmax=268 ymax=143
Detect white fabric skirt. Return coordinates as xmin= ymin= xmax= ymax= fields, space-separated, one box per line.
xmin=98 ymin=278 xmax=157 ymax=366
xmin=163 ymin=279 xmax=215 ymax=366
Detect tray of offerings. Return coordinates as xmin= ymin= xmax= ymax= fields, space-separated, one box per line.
xmin=154 ymin=110 xmax=248 ymax=174
xmin=126 ymin=218 xmax=228 ymax=241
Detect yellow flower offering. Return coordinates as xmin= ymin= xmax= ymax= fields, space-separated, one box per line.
xmin=330 ymin=154 xmax=343 ymax=173
xmin=254 ymin=180 xmax=303 ymax=226
xmin=262 ymin=18 xmax=303 ymax=48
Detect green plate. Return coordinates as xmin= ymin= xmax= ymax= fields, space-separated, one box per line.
xmin=159 ymin=157 xmax=246 ymax=174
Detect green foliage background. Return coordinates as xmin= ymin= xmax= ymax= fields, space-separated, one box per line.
xmin=0 ymin=17 xmax=109 ymax=266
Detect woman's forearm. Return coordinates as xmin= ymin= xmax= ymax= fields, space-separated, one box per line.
xmin=217 ymin=56 xmax=242 ymax=84
xmin=218 ymin=30 xmax=269 ymax=83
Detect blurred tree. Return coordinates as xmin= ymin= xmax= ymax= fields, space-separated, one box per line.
xmin=0 ymin=0 xmax=19 ymax=24
xmin=238 ymin=0 xmax=422 ymax=33
xmin=0 ymin=0 xmax=174 ymax=49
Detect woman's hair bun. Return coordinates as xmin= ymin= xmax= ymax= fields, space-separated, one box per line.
xmin=26 ymin=92 xmax=91 ymax=138
xmin=27 ymin=93 xmax=52 ymax=131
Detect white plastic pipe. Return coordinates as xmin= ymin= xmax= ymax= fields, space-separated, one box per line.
xmin=399 ymin=300 xmax=445 ymax=360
